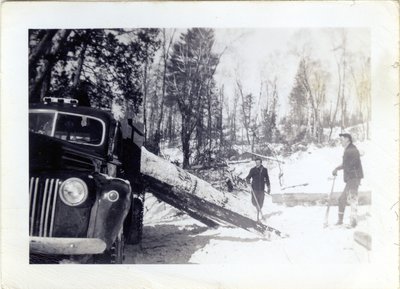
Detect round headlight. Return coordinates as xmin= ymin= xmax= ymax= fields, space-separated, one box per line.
xmin=59 ymin=178 xmax=88 ymax=206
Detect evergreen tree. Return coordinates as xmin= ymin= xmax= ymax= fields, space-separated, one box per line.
xmin=29 ymin=29 xmax=160 ymax=112
xmin=166 ymin=28 xmax=219 ymax=168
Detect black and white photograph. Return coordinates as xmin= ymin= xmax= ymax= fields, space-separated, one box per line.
xmin=1 ymin=1 xmax=399 ymax=289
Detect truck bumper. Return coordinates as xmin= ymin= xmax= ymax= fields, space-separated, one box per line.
xmin=30 ymin=237 xmax=107 ymax=255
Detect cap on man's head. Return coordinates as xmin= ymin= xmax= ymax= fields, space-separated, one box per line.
xmin=255 ymin=157 xmax=262 ymax=162
xmin=339 ymin=133 xmax=352 ymax=143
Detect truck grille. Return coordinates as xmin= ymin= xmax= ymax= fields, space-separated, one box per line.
xmin=61 ymin=149 xmax=96 ymax=171
xmin=29 ymin=177 xmax=61 ymax=237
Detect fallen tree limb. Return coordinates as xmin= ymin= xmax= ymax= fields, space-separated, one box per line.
xmin=243 ymin=151 xmax=285 ymax=164
xmin=281 ymin=183 xmax=309 ymax=190
xmin=189 ymin=162 xmax=228 ymax=170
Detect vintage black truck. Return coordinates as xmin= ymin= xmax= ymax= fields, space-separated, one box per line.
xmin=29 ymin=97 xmax=144 ymax=264
xmin=29 ymin=98 xmax=286 ymax=264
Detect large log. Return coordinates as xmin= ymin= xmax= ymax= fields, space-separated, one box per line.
xmin=272 ymin=191 xmax=371 ymax=206
xmin=140 ymin=148 xmax=286 ymax=237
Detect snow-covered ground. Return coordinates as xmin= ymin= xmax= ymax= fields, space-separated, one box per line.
xmin=127 ymin=195 xmax=371 ymax=264
xmin=127 ymin=141 xmax=376 ymax=264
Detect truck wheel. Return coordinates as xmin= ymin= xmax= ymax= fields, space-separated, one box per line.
xmin=125 ymin=198 xmax=144 ymax=245
xmin=94 ymin=231 xmax=125 ymax=264
xmin=110 ymin=232 xmax=125 ymax=264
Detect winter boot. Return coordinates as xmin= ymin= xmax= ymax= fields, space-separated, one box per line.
xmin=350 ymin=218 xmax=357 ymax=228
xmin=335 ymin=213 xmax=344 ymax=225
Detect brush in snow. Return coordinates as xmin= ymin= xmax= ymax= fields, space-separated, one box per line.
xmin=140 ymin=147 xmax=288 ymax=239
xmin=323 ymin=176 xmax=336 ymax=228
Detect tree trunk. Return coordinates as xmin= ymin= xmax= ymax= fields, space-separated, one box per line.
xmin=181 ymin=116 xmax=191 ymax=168
xmin=182 ymin=133 xmax=191 ymax=169
xmin=141 ymin=147 xmax=283 ymax=237
xmin=153 ymin=29 xmax=175 ymax=154
xmin=29 ymin=30 xmax=58 ymax=68
xmin=39 ymin=70 xmax=51 ymax=100
xmin=72 ymin=43 xmax=87 ymax=90
xmin=340 ymin=96 xmax=347 ymax=130
xmin=29 ymin=29 xmax=71 ymax=103
xmin=167 ymin=107 xmax=173 ymax=141
xmin=329 ymin=62 xmax=343 ymax=140
xmin=237 ymin=82 xmax=251 ymax=145
xmin=219 ymin=87 xmax=224 ymax=147
xmin=195 ymin=107 xmax=204 ymax=162
xmin=143 ymin=61 xmax=149 ymax=142
xmin=207 ymin=90 xmax=213 ymax=164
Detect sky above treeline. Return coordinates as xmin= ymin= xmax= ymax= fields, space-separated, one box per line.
xmin=211 ymin=28 xmax=370 ymax=118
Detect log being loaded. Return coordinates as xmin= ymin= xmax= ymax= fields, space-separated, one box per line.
xmin=140 ymin=147 xmax=287 ymax=238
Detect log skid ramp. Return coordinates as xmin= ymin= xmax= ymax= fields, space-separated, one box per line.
xmin=140 ymin=147 xmax=288 ymax=239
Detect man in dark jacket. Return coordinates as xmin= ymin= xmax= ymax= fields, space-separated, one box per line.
xmin=332 ymin=133 xmax=364 ymax=227
xmin=246 ymin=158 xmax=271 ymax=221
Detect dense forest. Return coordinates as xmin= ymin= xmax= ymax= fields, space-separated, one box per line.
xmin=29 ymin=28 xmax=371 ymax=168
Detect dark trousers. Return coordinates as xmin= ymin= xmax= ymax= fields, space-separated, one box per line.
xmin=338 ymin=179 xmax=360 ymax=222
xmin=251 ymin=190 xmax=265 ymax=209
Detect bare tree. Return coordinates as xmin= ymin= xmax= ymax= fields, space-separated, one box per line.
xmin=296 ymin=55 xmax=328 ymax=143
xmin=144 ymin=29 xmax=177 ymax=154
xmin=329 ymin=30 xmax=348 ymax=139
xmin=217 ymin=85 xmax=224 ymax=148
xmin=236 ymin=80 xmax=253 ymax=145
xmin=225 ymin=89 xmax=239 ymax=143
xmin=261 ymin=78 xmax=279 ymax=143
xmin=350 ymin=55 xmax=371 ymax=140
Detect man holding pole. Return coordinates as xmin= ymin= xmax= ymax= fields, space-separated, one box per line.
xmin=246 ymin=158 xmax=271 ymax=222
xmin=332 ymin=133 xmax=364 ymax=227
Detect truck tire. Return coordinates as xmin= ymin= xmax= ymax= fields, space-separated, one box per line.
xmin=94 ymin=231 xmax=125 ymax=264
xmin=110 ymin=232 xmax=125 ymax=264
xmin=125 ymin=198 xmax=144 ymax=245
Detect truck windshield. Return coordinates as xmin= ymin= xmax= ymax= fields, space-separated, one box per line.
xmin=29 ymin=111 xmax=105 ymax=146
